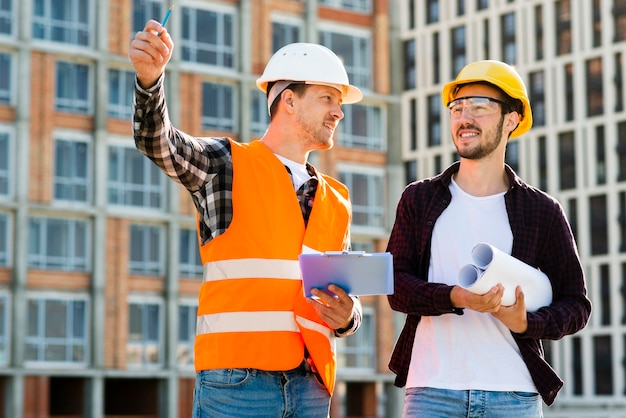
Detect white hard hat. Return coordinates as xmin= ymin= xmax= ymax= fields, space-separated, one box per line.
xmin=256 ymin=43 xmax=363 ymax=105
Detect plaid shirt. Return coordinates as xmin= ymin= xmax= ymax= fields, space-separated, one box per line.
xmin=132 ymin=75 xmax=361 ymax=337
xmin=386 ymin=162 xmax=591 ymax=406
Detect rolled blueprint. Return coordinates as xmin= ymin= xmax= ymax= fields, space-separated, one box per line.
xmin=458 ymin=243 xmax=553 ymax=312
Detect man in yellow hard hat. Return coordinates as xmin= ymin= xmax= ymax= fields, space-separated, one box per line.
xmin=129 ymin=19 xmax=363 ymax=417
xmin=386 ymin=60 xmax=591 ymax=417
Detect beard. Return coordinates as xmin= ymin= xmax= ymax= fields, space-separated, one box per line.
xmin=455 ymin=116 xmax=505 ymax=160
xmin=295 ymin=112 xmax=334 ymax=150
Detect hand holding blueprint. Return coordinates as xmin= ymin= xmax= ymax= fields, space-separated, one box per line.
xmin=299 ymin=251 xmax=394 ymax=297
xmin=458 ymin=243 xmax=552 ymax=312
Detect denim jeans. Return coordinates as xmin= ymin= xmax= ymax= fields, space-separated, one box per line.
xmin=403 ymin=387 xmax=543 ymax=418
xmin=192 ymin=364 xmax=330 ymax=418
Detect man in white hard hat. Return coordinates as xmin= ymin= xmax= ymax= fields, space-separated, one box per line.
xmin=129 ymin=19 xmax=363 ymax=418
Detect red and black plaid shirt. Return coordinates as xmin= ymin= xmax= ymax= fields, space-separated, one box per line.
xmin=386 ymin=162 xmax=591 ymax=406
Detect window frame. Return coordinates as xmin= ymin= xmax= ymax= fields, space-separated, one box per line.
xmin=129 ymin=223 xmax=165 ymax=276
xmin=53 ymin=131 xmax=92 ymax=204
xmin=338 ymin=164 xmax=385 ymax=233
xmin=55 ymin=60 xmax=92 ymax=114
xmin=24 ymin=293 xmax=90 ymax=367
xmin=127 ymin=297 xmax=165 ymax=369
xmin=32 ymin=0 xmax=91 ymax=47
xmin=108 ymin=142 xmax=166 ymax=210
xmin=27 ymin=216 xmax=91 ymax=272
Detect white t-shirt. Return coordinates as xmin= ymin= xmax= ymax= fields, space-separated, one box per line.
xmin=275 ymin=154 xmax=313 ymax=191
xmin=406 ymin=179 xmax=536 ymax=393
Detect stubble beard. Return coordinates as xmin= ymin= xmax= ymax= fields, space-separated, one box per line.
xmin=455 ymin=116 xmax=505 ymax=160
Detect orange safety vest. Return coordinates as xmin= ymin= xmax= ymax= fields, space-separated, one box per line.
xmin=194 ymin=139 xmax=351 ymax=394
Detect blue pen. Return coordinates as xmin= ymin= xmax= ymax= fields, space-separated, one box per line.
xmin=158 ymin=6 xmax=173 ymax=37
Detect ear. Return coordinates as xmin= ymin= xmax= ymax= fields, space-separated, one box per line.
xmin=504 ymin=111 xmax=521 ymax=135
xmin=280 ymin=89 xmax=296 ymax=114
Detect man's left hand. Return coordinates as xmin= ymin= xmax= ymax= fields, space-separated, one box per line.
xmin=491 ymin=285 xmax=528 ymax=334
xmin=308 ymin=284 xmax=354 ymax=330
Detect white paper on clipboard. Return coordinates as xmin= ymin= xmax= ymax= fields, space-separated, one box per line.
xmin=298 ymin=251 xmax=394 ymax=297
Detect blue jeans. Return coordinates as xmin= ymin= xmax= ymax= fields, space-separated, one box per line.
xmin=192 ymin=364 xmax=330 ymax=418
xmin=403 ymin=387 xmax=543 ymax=418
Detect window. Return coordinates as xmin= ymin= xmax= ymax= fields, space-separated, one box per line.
xmin=409 ymin=98 xmax=417 ymax=151
xmin=0 ymin=213 xmax=8 ymax=266
xmin=251 ymin=89 xmax=269 ymax=138
xmin=451 ymin=26 xmax=466 ymax=79
xmin=619 ymin=192 xmax=626 ymax=252
xmin=202 ymin=82 xmax=235 ymax=132
xmin=501 ymin=12 xmax=516 ymax=64
xmin=534 ymin=5 xmax=544 ymax=61
xmin=132 ymin=0 xmax=163 ymax=33
xmin=33 ymin=0 xmax=89 ymax=46
xmin=272 ymin=21 xmax=301 ymax=52
xmin=54 ymin=137 xmax=90 ymax=203
xmin=586 ymin=57 xmax=604 ymax=117
xmin=108 ymin=145 xmax=165 ymax=209
xmin=178 ymin=303 xmax=197 ymax=367
xmin=404 ymin=40 xmax=416 ymax=90
xmin=427 ymin=94 xmax=441 ymax=147
xmin=25 ymin=296 xmax=88 ymax=364
xmin=529 ymin=71 xmax=545 ymax=127
xmin=319 ymin=0 xmax=371 ymax=13
xmin=339 ymin=168 xmax=384 ymax=229
xmin=109 ymin=69 xmax=135 ymax=120
xmin=408 ymin=0 xmax=415 ymax=29
xmin=0 ymin=127 xmax=11 ymax=196
xmin=457 ymin=0 xmax=465 ymax=16
xmin=615 ymin=0 xmax=626 ymax=42
xmin=589 ymin=195 xmax=608 ymax=255
xmin=595 ymin=126 xmax=606 ymax=185
xmin=336 ymin=309 xmax=374 ymax=369
xmin=564 ymin=63 xmax=574 ymax=121
xmin=128 ymin=300 xmax=163 ymax=367
xmin=555 ymin=0 xmax=572 ymax=56
xmin=28 ymin=217 xmax=90 ymax=271
xmin=319 ymin=31 xmax=371 ymax=90
xmin=0 ymin=0 xmax=11 ymax=35
xmin=599 ymin=265 xmax=611 ymax=326
xmin=592 ymin=0 xmax=602 ymax=47
xmin=179 ymin=228 xmax=202 ymax=279
xmin=55 ymin=61 xmax=90 ymax=114
xmin=0 ymin=293 xmax=8 ymax=365
xmin=129 ymin=224 xmax=164 ymax=276
xmin=426 ymin=0 xmax=439 ymax=24
xmin=594 ymin=335 xmax=613 ymax=394
xmin=181 ymin=6 xmax=234 ymax=68
xmin=0 ymin=52 xmax=11 ymax=105
xmin=616 ymin=53 xmax=624 ymax=112
xmin=618 ymin=122 xmax=626 ymax=181
xmin=477 ymin=0 xmax=489 ymax=10
xmin=432 ymin=32 xmax=440 ymax=84
xmin=338 ymin=104 xmax=384 ymax=151
xmin=558 ymin=131 xmax=576 ymax=190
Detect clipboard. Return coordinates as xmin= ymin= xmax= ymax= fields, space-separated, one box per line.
xmin=298 ymin=251 xmax=394 ymax=297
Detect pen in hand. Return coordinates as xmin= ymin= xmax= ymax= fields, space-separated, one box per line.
xmin=158 ymin=6 xmax=173 ymax=37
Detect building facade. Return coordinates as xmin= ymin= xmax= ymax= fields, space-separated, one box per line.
xmin=4 ymin=0 xmax=626 ymax=417
xmin=0 ymin=0 xmax=401 ymax=417
xmin=398 ymin=0 xmax=626 ymax=417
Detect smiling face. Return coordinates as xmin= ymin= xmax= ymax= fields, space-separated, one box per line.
xmin=449 ymin=83 xmax=515 ymax=161
xmin=292 ymin=84 xmax=344 ymax=151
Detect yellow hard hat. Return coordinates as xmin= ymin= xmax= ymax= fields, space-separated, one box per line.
xmin=442 ymin=60 xmax=533 ymax=138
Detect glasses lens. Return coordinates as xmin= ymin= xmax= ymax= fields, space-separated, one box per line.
xmin=448 ymin=97 xmax=501 ymax=119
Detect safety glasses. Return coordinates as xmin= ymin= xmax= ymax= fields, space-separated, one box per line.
xmin=447 ymin=96 xmax=510 ymax=120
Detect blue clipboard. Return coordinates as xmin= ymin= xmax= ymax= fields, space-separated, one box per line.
xmin=298 ymin=251 xmax=394 ymax=297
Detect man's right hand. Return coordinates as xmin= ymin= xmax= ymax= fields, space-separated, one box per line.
xmin=450 ymin=283 xmax=504 ymax=313
xmin=129 ymin=20 xmax=174 ymax=89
